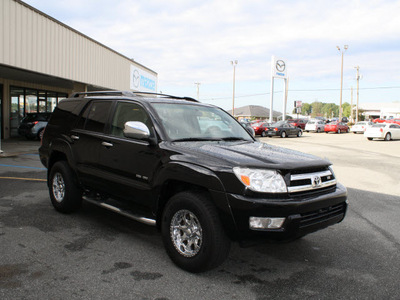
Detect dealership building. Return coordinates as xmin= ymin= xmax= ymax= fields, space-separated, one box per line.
xmin=0 ymin=0 xmax=157 ymax=139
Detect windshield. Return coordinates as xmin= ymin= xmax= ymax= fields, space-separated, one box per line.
xmin=151 ymin=103 xmax=253 ymax=141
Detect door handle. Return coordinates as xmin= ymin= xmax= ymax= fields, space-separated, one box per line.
xmin=71 ymin=135 xmax=79 ymax=140
xmin=101 ymin=141 xmax=113 ymax=147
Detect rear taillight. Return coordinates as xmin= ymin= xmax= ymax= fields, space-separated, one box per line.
xmin=380 ymin=128 xmax=383 ymax=132
xmin=33 ymin=121 xmax=39 ymax=125
xmin=274 ymin=128 xmax=278 ymax=131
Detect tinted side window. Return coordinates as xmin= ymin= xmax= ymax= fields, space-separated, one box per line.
xmin=80 ymin=101 xmax=112 ymax=133
xmin=111 ymin=102 xmax=152 ymax=137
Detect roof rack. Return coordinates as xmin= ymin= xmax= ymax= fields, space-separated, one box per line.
xmin=71 ymin=91 xmax=199 ymax=102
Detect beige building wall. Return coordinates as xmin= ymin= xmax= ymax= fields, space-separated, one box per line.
xmin=0 ymin=0 xmax=157 ymax=90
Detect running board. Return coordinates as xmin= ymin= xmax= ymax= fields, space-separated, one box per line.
xmin=82 ymin=196 xmax=157 ymax=226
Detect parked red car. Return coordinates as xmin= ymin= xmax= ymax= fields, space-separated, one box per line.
xmin=251 ymin=122 xmax=270 ymax=135
xmin=287 ymin=119 xmax=308 ymax=130
xmin=325 ymin=122 xmax=349 ymax=134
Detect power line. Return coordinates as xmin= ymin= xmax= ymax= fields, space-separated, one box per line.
xmin=202 ymin=86 xmax=400 ymax=101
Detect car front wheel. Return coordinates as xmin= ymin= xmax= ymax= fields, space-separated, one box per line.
xmin=49 ymin=161 xmax=82 ymax=213
xmin=261 ymin=131 xmax=266 ymax=137
xmin=161 ymin=191 xmax=230 ymax=273
xmin=297 ymin=130 xmax=302 ymax=137
xmin=281 ymin=131 xmax=287 ymax=138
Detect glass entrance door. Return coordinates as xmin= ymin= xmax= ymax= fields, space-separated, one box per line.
xmin=10 ymin=87 xmax=24 ymax=137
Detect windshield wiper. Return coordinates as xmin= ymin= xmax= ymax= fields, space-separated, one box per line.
xmin=171 ymin=138 xmax=222 ymax=142
xmin=220 ymin=137 xmax=249 ymax=141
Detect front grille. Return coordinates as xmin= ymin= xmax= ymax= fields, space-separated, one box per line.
xmin=299 ymin=203 xmax=345 ymax=228
xmin=287 ymin=168 xmax=336 ymax=194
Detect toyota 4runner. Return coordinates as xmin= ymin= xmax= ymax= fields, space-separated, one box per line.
xmin=39 ymin=91 xmax=347 ymax=273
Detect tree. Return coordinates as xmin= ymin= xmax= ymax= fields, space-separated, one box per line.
xmin=322 ymin=103 xmax=339 ymax=119
xmin=302 ymin=103 xmax=312 ymax=115
xmin=342 ymin=102 xmax=351 ymax=118
xmin=311 ymin=102 xmax=323 ymax=117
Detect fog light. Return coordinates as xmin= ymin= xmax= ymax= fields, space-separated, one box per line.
xmin=249 ymin=217 xmax=286 ymax=230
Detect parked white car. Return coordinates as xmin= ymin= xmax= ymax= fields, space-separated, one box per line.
xmin=305 ymin=120 xmax=325 ymax=133
xmin=350 ymin=121 xmax=373 ymax=134
xmin=364 ymin=123 xmax=400 ymax=141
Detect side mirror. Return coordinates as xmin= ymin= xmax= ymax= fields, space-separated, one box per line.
xmin=123 ymin=121 xmax=157 ymax=145
xmin=123 ymin=121 xmax=150 ymax=139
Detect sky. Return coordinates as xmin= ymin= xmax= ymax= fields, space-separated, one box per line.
xmin=24 ymin=0 xmax=400 ymax=114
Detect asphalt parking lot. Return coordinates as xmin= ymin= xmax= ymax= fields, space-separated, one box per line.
xmin=0 ymin=133 xmax=399 ymax=299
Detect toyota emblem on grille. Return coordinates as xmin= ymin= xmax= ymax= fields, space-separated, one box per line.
xmin=312 ymin=175 xmax=322 ymax=187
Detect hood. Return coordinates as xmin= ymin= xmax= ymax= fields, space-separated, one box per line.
xmin=166 ymin=141 xmax=331 ymax=171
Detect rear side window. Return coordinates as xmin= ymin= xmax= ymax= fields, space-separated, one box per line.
xmin=79 ymin=101 xmax=112 ymax=133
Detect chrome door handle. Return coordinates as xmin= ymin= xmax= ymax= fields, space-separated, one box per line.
xmin=71 ymin=135 xmax=79 ymax=140
xmin=101 ymin=141 xmax=113 ymax=147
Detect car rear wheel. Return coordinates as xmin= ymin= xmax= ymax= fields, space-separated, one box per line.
xmin=281 ymin=131 xmax=287 ymax=138
xmin=384 ymin=133 xmax=391 ymax=141
xmin=261 ymin=131 xmax=266 ymax=137
xmin=297 ymin=130 xmax=302 ymax=137
xmin=337 ymin=129 xmax=341 ymax=134
xmin=161 ymin=191 xmax=230 ymax=273
xmin=49 ymin=161 xmax=82 ymax=213
xmin=367 ymin=137 xmax=373 ymax=141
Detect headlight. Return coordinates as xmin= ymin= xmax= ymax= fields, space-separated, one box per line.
xmin=233 ymin=167 xmax=287 ymax=193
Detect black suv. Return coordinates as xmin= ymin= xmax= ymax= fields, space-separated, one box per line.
xmin=39 ymin=91 xmax=347 ymax=272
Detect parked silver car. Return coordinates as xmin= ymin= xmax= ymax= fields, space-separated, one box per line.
xmin=305 ymin=119 xmax=325 ymax=133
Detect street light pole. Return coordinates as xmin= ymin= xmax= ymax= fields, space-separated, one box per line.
xmin=194 ymin=82 xmax=201 ymax=100
xmin=231 ymin=60 xmax=238 ymax=117
xmin=337 ymin=45 xmax=348 ymax=122
xmin=355 ymin=66 xmax=360 ymax=123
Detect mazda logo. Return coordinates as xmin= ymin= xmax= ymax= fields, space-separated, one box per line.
xmin=132 ymin=70 xmax=140 ymax=88
xmin=276 ymin=60 xmax=286 ymax=72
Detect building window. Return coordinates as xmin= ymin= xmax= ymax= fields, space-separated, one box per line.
xmin=9 ymin=86 xmax=68 ymax=137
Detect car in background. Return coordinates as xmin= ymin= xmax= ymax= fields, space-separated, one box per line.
xmin=364 ymin=123 xmax=400 ymax=141
xmin=305 ymin=120 xmax=325 ymax=133
xmin=324 ymin=122 xmax=349 ymax=134
xmin=262 ymin=121 xmax=302 ymax=138
xmin=239 ymin=121 xmax=255 ymax=136
xmin=350 ymin=121 xmax=373 ymax=134
xmin=251 ymin=122 xmax=270 ymax=135
xmin=18 ymin=112 xmax=51 ymax=140
xmin=287 ymin=119 xmax=308 ymax=129
xmin=387 ymin=119 xmax=400 ymax=125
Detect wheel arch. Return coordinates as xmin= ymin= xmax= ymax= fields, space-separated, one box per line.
xmin=153 ymin=162 xmax=237 ymax=238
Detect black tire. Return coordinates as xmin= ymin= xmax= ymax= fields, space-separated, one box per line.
xmin=337 ymin=129 xmax=341 ymax=134
xmin=281 ymin=131 xmax=287 ymax=138
xmin=37 ymin=129 xmax=44 ymax=141
xmin=261 ymin=131 xmax=266 ymax=137
xmin=297 ymin=130 xmax=302 ymax=137
xmin=367 ymin=137 xmax=373 ymax=141
xmin=161 ymin=191 xmax=230 ymax=273
xmin=346 ymin=128 xmax=350 ymax=133
xmin=384 ymin=133 xmax=391 ymax=141
xmin=49 ymin=161 xmax=82 ymax=213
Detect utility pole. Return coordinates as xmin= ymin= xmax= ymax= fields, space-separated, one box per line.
xmin=194 ymin=82 xmax=201 ymax=100
xmin=355 ymin=66 xmax=360 ymax=123
xmin=350 ymin=87 xmax=353 ymax=122
xmin=337 ymin=45 xmax=348 ymax=122
xmin=231 ymin=60 xmax=238 ymax=117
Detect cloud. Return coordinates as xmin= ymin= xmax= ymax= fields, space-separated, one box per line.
xmin=23 ymin=0 xmax=400 ymax=104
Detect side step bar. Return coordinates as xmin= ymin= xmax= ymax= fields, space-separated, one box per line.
xmin=83 ymin=196 xmax=157 ymax=226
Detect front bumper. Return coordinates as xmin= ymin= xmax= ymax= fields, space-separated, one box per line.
xmin=226 ymin=183 xmax=348 ymax=241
